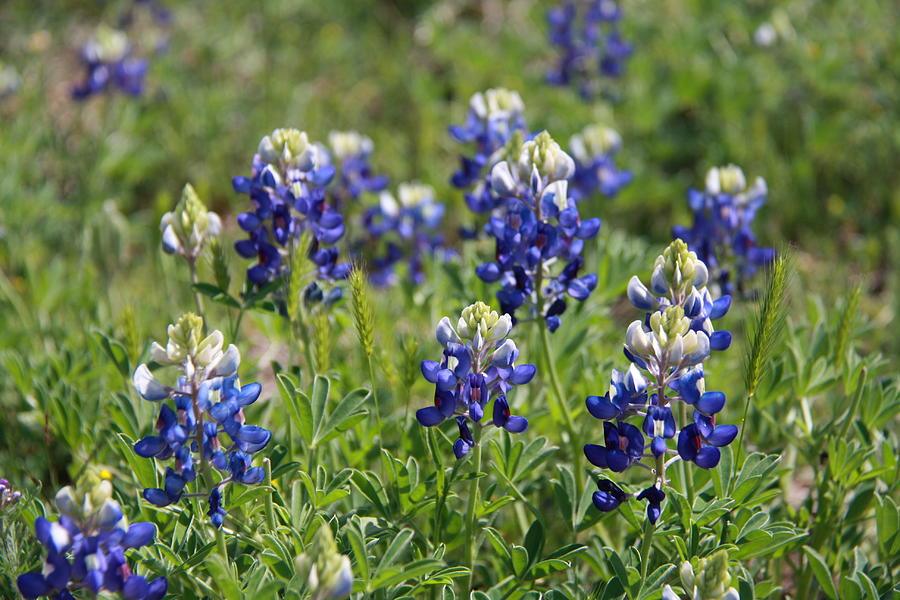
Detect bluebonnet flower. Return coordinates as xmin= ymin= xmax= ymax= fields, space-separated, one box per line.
xmin=449 ymin=89 xmax=527 ymax=224
xmin=673 ymin=165 xmax=775 ymax=296
xmin=546 ymin=0 xmax=633 ymax=99
xmin=17 ymin=481 xmax=166 ymax=600
xmin=233 ymin=129 xmax=349 ymax=289
xmin=326 ymin=131 xmax=389 ymax=210
xmin=132 ymin=313 xmax=270 ymax=527
xmin=160 ymin=183 xmax=221 ymax=261
xmin=416 ymin=302 xmax=535 ymax=457
xmin=357 ymin=182 xmax=448 ymax=286
xmin=0 ymin=478 xmax=21 ymax=508
xmin=72 ymin=26 xmax=148 ymax=99
xmin=568 ymin=123 xmax=632 ymax=200
xmin=584 ymin=240 xmax=738 ymax=523
xmin=478 ymin=131 xmax=601 ymax=331
xmin=592 ymin=479 xmax=629 ymax=512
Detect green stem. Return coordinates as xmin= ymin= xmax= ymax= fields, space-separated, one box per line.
xmin=464 ymin=435 xmax=484 ymax=592
xmin=732 ymin=390 xmax=755 ymax=481
xmin=637 ymin=517 xmax=656 ymax=594
xmin=264 ymin=458 xmax=276 ymax=531
xmin=216 ymin=527 xmax=228 ymax=561
xmin=297 ymin=318 xmax=317 ymax=378
xmin=188 ymin=259 xmax=205 ymax=322
xmin=367 ymin=354 xmax=384 ymax=451
xmin=538 ymin=323 xmax=583 ymax=489
xmin=230 ymin=306 xmax=245 ymax=344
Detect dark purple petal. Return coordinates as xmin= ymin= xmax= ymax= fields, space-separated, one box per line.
xmin=706 ymin=424 xmax=738 ymax=447
xmin=508 ymin=364 xmax=536 ymax=385
xmin=584 ymin=444 xmax=608 ymax=468
xmin=587 ymin=395 xmax=619 ymax=420
xmin=416 ymin=406 xmax=445 ymax=427
xmin=123 ymin=522 xmax=156 ymax=548
xmin=504 ymin=415 xmax=528 ymax=433
xmin=694 ymin=446 xmax=721 ymax=468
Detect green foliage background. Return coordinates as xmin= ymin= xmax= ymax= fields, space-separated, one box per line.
xmin=0 ymin=1 xmax=897 ymax=599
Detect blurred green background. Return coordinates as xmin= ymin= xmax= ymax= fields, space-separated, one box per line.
xmin=0 ymin=0 xmax=897 ymax=483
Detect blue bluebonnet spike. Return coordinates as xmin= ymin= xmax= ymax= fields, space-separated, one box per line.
xmin=569 ymin=124 xmax=632 ymax=200
xmin=474 ymin=131 xmax=601 ymax=331
xmin=416 ymin=302 xmax=535 ymax=458
xmin=18 ymin=482 xmax=167 ymax=600
xmin=233 ymin=129 xmax=349 ymax=292
xmin=584 ymin=240 xmax=737 ymax=523
xmin=673 ymin=165 xmax=775 ymax=296
xmin=132 ymin=315 xmax=270 ymax=526
xmin=356 ymin=182 xmax=450 ymax=286
xmin=72 ymin=26 xmax=148 ymax=99
xmin=546 ymin=0 xmax=632 ymax=99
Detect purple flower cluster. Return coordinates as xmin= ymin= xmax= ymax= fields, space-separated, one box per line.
xmin=72 ymin=26 xmax=148 ymax=99
xmin=233 ymin=129 xmax=350 ymax=288
xmin=449 ymin=88 xmax=527 ymax=223
xmin=358 ymin=182 xmax=447 ymax=286
xmin=673 ymin=165 xmax=775 ymax=296
xmin=326 ymin=131 xmax=389 ymax=211
xmin=568 ymin=123 xmax=632 ymax=201
xmin=17 ymin=483 xmax=166 ymax=600
xmin=0 ymin=477 xmax=21 ymax=509
xmin=132 ymin=315 xmax=270 ymax=527
xmin=584 ymin=240 xmax=737 ymax=523
xmin=416 ymin=303 xmax=535 ymax=458
xmin=477 ymin=131 xmax=601 ymax=331
xmin=546 ymin=0 xmax=633 ymax=99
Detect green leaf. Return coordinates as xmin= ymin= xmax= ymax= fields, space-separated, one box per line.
xmin=278 ymin=374 xmax=313 ymax=445
xmin=344 ymin=518 xmax=369 ymax=586
xmin=511 ymin=545 xmax=529 ymax=578
xmin=315 ymin=387 xmax=370 ymax=445
xmin=523 ymin=519 xmax=544 ymax=567
xmin=309 ymin=374 xmax=331 ymax=443
xmin=803 ymin=546 xmax=837 ymax=600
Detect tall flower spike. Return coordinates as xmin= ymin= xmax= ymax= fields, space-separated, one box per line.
xmin=569 ymin=123 xmax=632 ymax=200
xmin=673 ymin=164 xmax=775 ymax=296
xmin=449 ymin=88 xmax=528 ymax=228
xmin=17 ymin=480 xmax=167 ymax=600
xmin=327 ymin=130 xmax=388 ymax=210
xmin=546 ymin=0 xmax=632 ymax=99
xmin=233 ymin=128 xmax=349 ymax=292
xmin=477 ymin=131 xmax=601 ymax=331
xmin=72 ymin=25 xmax=148 ymax=99
xmin=583 ymin=240 xmax=737 ymax=523
xmin=132 ymin=314 xmax=270 ymax=527
xmin=356 ymin=182 xmax=449 ymax=286
xmin=416 ymin=302 xmax=534 ymax=458
xmin=160 ymin=183 xmax=222 ymax=260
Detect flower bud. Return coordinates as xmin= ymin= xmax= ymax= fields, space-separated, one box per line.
xmin=55 ymin=486 xmax=79 ymax=517
xmin=679 ymin=561 xmax=695 ymax=592
xmin=569 ymin=124 xmax=622 ymax=163
xmin=490 ymin=161 xmax=518 ymax=196
xmin=705 ymin=164 xmax=746 ymax=195
xmin=328 ymin=130 xmax=373 ymax=160
xmin=258 ymin=128 xmax=317 ymax=171
xmin=518 ymin=131 xmax=575 ymax=182
xmin=471 ymin=88 xmax=525 ymax=122
xmin=625 ymin=321 xmax=652 ymax=355
xmin=160 ymin=183 xmax=221 ymax=259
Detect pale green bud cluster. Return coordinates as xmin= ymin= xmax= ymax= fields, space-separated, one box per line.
xmin=328 ymin=130 xmax=373 ymax=160
xmin=258 ymin=128 xmax=321 ymax=172
xmin=379 ymin=182 xmax=437 ymax=218
xmin=517 ymin=131 xmax=575 ymax=182
xmin=54 ymin=479 xmax=123 ymax=529
xmin=458 ymin=302 xmax=512 ymax=344
xmin=148 ymin=313 xmax=239 ymax=375
xmin=626 ymin=305 xmax=708 ymax=369
xmin=569 ymin=123 xmax=622 ymax=163
xmin=84 ymin=25 xmax=129 ymax=63
xmin=651 ymin=239 xmax=709 ymax=301
xmin=295 ymin=527 xmax=352 ymax=600
xmin=705 ymin=164 xmax=747 ymax=196
xmin=470 ymin=88 xmax=525 ymax=121
xmin=676 ymin=551 xmax=739 ymax=600
xmin=160 ymin=183 xmax=222 ymax=259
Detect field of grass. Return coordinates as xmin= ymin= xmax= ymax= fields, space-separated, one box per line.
xmin=0 ymin=1 xmax=897 ymax=599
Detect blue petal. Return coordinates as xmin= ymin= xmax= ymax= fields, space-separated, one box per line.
xmin=584 ymin=444 xmax=608 ymax=468
xmin=697 ymin=391 xmax=726 ymax=414
xmin=416 ymin=406 xmax=445 ymax=427
xmin=587 ymin=395 xmax=619 ymax=420
xmin=606 ymin=449 xmax=630 ymax=472
xmin=123 ymin=522 xmax=156 ymax=548
xmin=709 ymin=331 xmax=732 ymax=351
xmin=17 ymin=573 xmax=50 ymax=599
xmin=134 ymin=436 xmax=167 ymax=458
xmin=236 ymin=382 xmax=262 ymax=405
xmin=694 ymin=447 xmax=721 ymax=468
xmin=420 ymin=360 xmax=441 ymax=383
xmin=236 ymin=425 xmax=271 ymax=452
xmin=143 ymin=488 xmax=173 ymax=507
xmin=508 ymin=364 xmax=536 ymax=385
xmin=147 ymin=578 xmax=168 ymax=600
xmin=123 ymin=575 xmax=149 ymax=600
xmin=707 ymin=424 xmax=738 ymax=447
xmin=453 ymin=438 xmax=470 ymax=459
xmin=504 ymin=416 xmax=528 ymax=433
xmin=592 ymin=491 xmax=620 ymax=511
xmin=710 ymin=295 xmax=732 ymax=319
